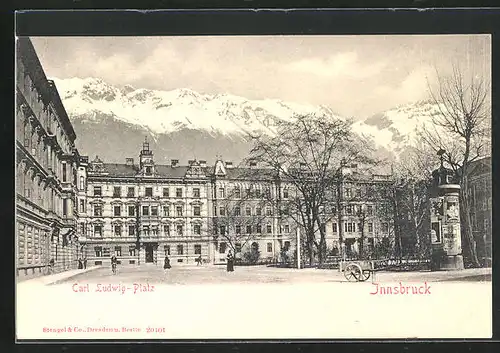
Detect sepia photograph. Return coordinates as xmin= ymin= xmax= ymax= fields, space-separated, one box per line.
xmin=15 ymin=33 xmax=492 ymax=339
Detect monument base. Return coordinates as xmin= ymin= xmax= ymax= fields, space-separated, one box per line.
xmin=439 ymin=254 xmax=464 ymax=271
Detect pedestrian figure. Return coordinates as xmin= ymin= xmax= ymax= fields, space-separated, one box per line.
xmin=111 ymin=254 xmax=118 ymax=274
xmin=83 ymin=256 xmax=87 ymax=269
xmin=163 ymin=255 xmax=171 ymax=270
xmin=78 ymin=258 xmax=83 ymax=269
xmin=226 ymin=250 xmax=234 ymax=272
xmin=196 ymin=255 xmax=202 ymax=266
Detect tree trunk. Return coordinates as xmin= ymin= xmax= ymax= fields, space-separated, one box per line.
xmin=459 ymin=190 xmax=480 ymax=267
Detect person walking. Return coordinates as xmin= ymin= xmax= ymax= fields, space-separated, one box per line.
xmin=226 ymin=250 xmax=234 ymax=272
xmin=83 ymin=256 xmax=87 ymax=269
xmin=163 ymin=255 xmax=171 ymax=270
xmin=111 ymin=254 xmax=118 ymax=274
xmin=196 ymin=255 xmax=202 ymax=266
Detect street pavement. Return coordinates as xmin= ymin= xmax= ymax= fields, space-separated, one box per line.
xmin=51 ymin=263 xmax=491 ymax=285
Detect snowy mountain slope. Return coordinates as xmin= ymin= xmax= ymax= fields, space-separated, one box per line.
xmin=53 ymin=77 xmax=341 ymax=139
xmin=52 ymin=77 xmax=452 ymax=163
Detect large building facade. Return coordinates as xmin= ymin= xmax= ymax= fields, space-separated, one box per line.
xmin=78 ymin=142 xmax=397 ymax=267
xmin=16 ymin=38 xmax=82 ymax=278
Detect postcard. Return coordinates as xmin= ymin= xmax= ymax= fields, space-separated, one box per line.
xmin=15 ymin=32 xmax=492 ymax=340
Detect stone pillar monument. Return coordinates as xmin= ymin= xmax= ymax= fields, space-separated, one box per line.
xmin=429 ymin=150 xmax=464 ymax=271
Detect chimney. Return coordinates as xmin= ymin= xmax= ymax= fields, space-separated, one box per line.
xmin=125 ymin=158 xmax=134 ymax=166
xmin=249 ymin=159 xmax=257 ymax=168
xmin=199 ymin=160 xmax=207 ymax=167
xmin=225 ymin=161 xmax=233 ymax=169
xmin=188 ymin=160 xmax=195 ymax=166
xmin=171 ymin=159 xmax=179 ymax=167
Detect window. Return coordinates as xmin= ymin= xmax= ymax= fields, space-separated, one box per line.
xmin=219 ymin=207 xmax=226 ymax=216
xmin=267 ymin=243 xmax=273 ymax=252
xmin=246 ymin=188 xmax=251 ymax=198
xmin=344 ymin=188 xmax=352 ymax=198
xmin=245 ymin=207 xmax=251 ymax=216
xmin=220 ymin=225 xmax=226 ymax=236
xmin=246 ymin=225 xmax=252 ymax=234
xmin=151 ymin=206 xmax=158 ymax=216
xmin=93 ymin=205 xmax=102 ymax=217
xmin=129 ymin=246 xmax=136 ymax=256
xmin=367 ymin=205 xmax=373 ymax=216
xmin=94 ymin=224 xmax=102 ymax=237
xmin=332 ymin=222 xmax=338 ymax=233
xmin=219 ymin=242 xmax=227 ymax=254
xmin=142 ymin=206 xmax=149 ymax=216
xmin=176 ymin=206 xmax=183 ymax=217
xmin=177 ymin=244 xmax=184 ymax=255
xmin=234 ymin=187 xmax=241 ymax=199
xmin=235 ymin=243 xmax=242 ymax=253
xmin=128 ymin=225 xmax=135 ymax=236
xmin=128 ymin=205 xmax=135 ymax=217
xmin=79 ymin=199 xmax=85 ymax=213
xmin=234 ymin=207 xmax=241 ymax=216
xmin=80 ymin=223 xmax=86 ymax=236
xmin=127 ymin=187 xmax=135 ymax=197
xmin=381 ymin=222 xmax=389 ymax=233
xmin=255 ymin=188 xmax=261 ymax=198
xmin=283 ymin=224 xmax=290 ymax=233
xmin=176 ymin=224 xmax=183 ymax=235
xmin=163 ymin=188 xmax=169 ymax=197
xmin=355 ymin=188 xmax=362 ymax=198
xmin=113 ymin=186 xmax=121 ymax=198
xmin=194 ymin=224 xmax=201 ymax=235
xmin=152 ymin=226 xmax=159 ymax=236
xmin=346 ymin=205 xmax=354 ymax=215
xmin=282 ymin=207 xmax=289 ymax=216
xmin=218 ymin=187 xmax=225 ymax=198
xmin=358 ymin=223 xmax=362 ymax=232
xmin=94 ymin=246 xmax=103 ymax=257
xmin=143 ymin=226 xmax=150 ymax=235
xmin=194 ymin=244 xmax=202 ymax=255
xmin=256 ymin=224 xmax=262 ymax=233
xmin=62 ymin=162 xmax=67 ymax=182
xmin=114 ymin=225 xmax=122 ymax=236
xmin=266 ymin=206 xmax=272 ymax=216
xmin=164 ymin=245 xmax=170 ymax=255
xmin=267 ymin=224 xmax=272 ymax=233
xmin=79 ymin=176 xmax=85 ymax=190
xmin=193 ymin=188 xmax=200 ymax=198
xmin=93 ymin=186 xmax=102 ymax=196
xmin=345 ymin=222 xmax=355 ymax=233
xmin=256 ymin=207 xmax=262 ymax=216
xmin=368 ymin=223 xmax=374 ymax=233
xmin=114 ymin=205 xmax=121 ymax=217
xmin=176 ymin=188 xmax=183 ymax=198
xmin=115 ymin=246 xmax=122 ymax=256
xmin=145 ymin=187 xmax=153 ymax=197
xmin=284 ymin=241 xmax=290 ymax=251
xmin=164 ymin=225 xmax=170 ymax=236
xmin=145 ymin=166 xmax=152 ymax=175
xmin=283 ymin=188 xmax=289 ymax=199
xmin=235 ymin=225 xmax=241 ymax=234
xmin=163 ymin=206 xmax=170 ymax=217
xmin=193 ymin=206 xmax=201 ymax=216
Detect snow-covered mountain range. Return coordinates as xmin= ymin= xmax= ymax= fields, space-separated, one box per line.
xmin=52 ymin=77 xmax=445 ymax=165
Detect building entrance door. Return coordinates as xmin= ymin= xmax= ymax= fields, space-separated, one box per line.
xmin=145 ymin=244 xmax=154 ymax=263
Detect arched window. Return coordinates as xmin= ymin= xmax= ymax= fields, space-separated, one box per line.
xmin=251 ymin=242 xmax=259 ymax=252
xmin=24 ymin=121 xmax=31 ymax=148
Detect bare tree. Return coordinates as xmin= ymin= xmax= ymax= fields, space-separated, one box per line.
xmin=420 ymin=64 xmax=490 ymax=267
xmin=248 ymin=114 xmax=377 ymax=265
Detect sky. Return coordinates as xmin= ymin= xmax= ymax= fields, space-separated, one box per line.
xmin=31 ymin=35 xmax=491 ymax=119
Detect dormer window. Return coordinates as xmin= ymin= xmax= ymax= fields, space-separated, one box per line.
xmin=145 ymin=166 xmax=152 ymax=175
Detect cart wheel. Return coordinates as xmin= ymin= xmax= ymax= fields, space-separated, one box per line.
xmin=359 ymin=270 xmax=371 ymax=282
xmin=344 ymin=263 xmax=362 ymax=282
